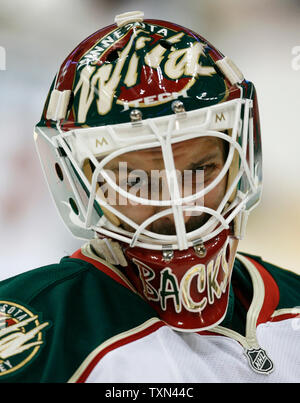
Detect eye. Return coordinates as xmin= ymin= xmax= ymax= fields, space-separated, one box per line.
xmin=193 ymin=163 xmax=216 ymax=173
xmin=191 ymin=163 xmax=218 ymax=184
xmin=127 ymin=176 xmax=148 ymax=188
xmin=127 ymin=177 xmax=141 ymax=187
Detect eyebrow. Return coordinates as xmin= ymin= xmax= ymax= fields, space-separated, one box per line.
xmin=105 ymin=163 xmax=138 ymax=174
xmin=186 ymin=152 xmax=220 ymax=171
xmin=102 ymin=152 xmax=220 ymax=174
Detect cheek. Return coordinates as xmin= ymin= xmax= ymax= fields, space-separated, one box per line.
xmin=204 ymin=174 xmax=228 ymax=209
xmin=116 ymin=204 xmax=155 ymax=226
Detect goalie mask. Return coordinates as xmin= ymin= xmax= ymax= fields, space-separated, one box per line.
xmin=34 ymin=11 xmax=262 ymax=331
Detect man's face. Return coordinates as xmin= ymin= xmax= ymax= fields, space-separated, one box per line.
xmin=98 ymin=136 xmax=228 ymax=235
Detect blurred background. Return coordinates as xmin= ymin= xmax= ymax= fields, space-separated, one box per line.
xmin=0 ymin=0 xmax=299 ymax=279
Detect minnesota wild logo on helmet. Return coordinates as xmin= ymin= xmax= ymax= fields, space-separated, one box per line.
xmin=40 ymin=15 xmax=239 ymax=129
xmin=73 ymin=21 xmax=229 ymax=126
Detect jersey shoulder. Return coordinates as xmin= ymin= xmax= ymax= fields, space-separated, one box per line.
xmin=0 ymin=255 xmax=156 ymax=383
xmin=0 ymin=257 xmax=88 ymax=302
xmin=240 ymin=252 xmax=300 ymax=309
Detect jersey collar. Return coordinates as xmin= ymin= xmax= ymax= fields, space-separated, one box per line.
xmin=203 ymin=253 xmax=280 ymax=349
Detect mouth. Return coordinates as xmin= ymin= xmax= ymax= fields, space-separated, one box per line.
xmin=121 ymin=212 xmax=210 ymax=236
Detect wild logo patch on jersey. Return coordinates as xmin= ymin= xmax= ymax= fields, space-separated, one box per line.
xmin=0 ymin=301 xmax=51 ymax=377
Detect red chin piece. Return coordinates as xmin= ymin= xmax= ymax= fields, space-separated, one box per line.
xmin=123 ymin=229 xmax=236 ymax=331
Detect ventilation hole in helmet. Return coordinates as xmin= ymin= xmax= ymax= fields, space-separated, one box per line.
xmin=106 ymin=48 xmax=121 ymax=63
xmin=225 ymin=241 xmax=231 ymax=263
xmin=55 ymin=163 xmax=64 ymax=181
xmin=159 ymin=39 xmax=173 ymax=50
xmin=69 ymin=197 xmax=79 ymax=215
